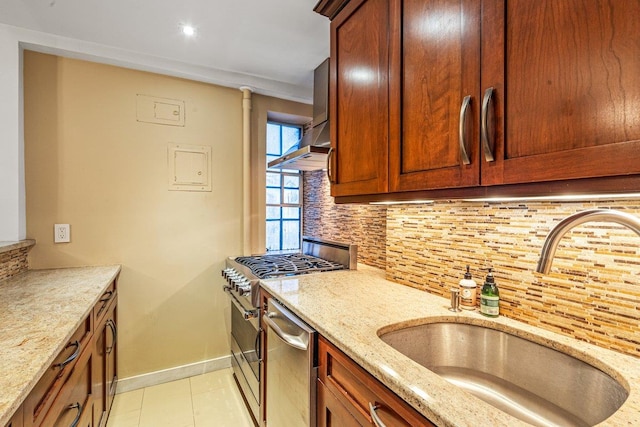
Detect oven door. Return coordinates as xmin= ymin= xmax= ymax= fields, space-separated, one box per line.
xmin=230 ymin=295 xmax=261 ymax=421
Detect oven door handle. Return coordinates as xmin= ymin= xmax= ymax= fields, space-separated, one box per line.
xmin=263 ymin=312 xmax=308 ymax=351
xmin=229 ymin=293 xmax=258 ymax=320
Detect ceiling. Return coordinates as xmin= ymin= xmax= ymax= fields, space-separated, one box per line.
xmin=0 ymin=0 xmax=330 ymax=102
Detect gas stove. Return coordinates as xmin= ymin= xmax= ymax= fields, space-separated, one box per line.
xmin=222 ymin=236 xmax=357 ymax=315
xmin=221 ymin=236 xmax=356 ymax=425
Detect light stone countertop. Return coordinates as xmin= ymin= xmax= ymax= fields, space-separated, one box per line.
xmin=260 ymin=264 xmax=640 ymax=427
xmin=0 ymin=239 xmax=36 ymax=254
xmin=0 ymin=265 xmax=121 ymax=426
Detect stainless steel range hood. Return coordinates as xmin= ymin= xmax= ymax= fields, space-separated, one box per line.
xmin=268 ymin=58 xmax=330 ymax=171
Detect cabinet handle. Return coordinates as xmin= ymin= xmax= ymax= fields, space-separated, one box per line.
xmin=458 ymin=95 xmax=472 ymax=165
xmin=254 ymin=328 xmax=261 ymax=361
xmin=481 ymin=87 xmax=496 ymax=162
xmin=67 ymin=402 xmax=82 ymax=427
xmin=369 ymin=402 xmax=387 ymax=427
xmin=106 ymin=319 xmax=117 ymax=354
xmin=99 ymin=290 xmax=113 ymax=303
xmin=326 ymin=147 xmax=334 ymax=183
xmin=54 ymin=340 xmax=80 ymax=371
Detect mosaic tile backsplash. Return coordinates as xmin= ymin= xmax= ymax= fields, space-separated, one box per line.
xmin=387 ymin=200 xmax=640 ymax=357
xmin=303 ymin=171 xmax=387 ymax=269
xmin=303 ymin=171 xmax=640 ymax=357
xmin=0 ymin=247 xmax=30 ymax=281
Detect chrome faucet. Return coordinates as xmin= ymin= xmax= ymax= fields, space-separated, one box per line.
xmin=536 ymin=209 xmax=640 ymax=274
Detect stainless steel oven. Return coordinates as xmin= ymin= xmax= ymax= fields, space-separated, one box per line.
xmin=228 ymin=294 xmax=260 ymax=423
xmin=221 ymin=236 xmax=357 ymax=426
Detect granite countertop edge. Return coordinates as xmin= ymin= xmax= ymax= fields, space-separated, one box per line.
xmin=260 ymin=264 xmax=640 ymax=427
xmin=0 ymin=265 xmax=122 ymax=426
xmin=0 ymin=239 xmax=36 ymax=254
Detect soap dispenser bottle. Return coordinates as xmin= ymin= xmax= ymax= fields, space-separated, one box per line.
xmin=459 ymin=265 xmax=477 ymax=310
xmin=480 ymin=268 xmax=500 ymax=317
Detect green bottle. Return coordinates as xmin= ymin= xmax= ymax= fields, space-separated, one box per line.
xmin=480 ymin=268 xmax=499 ymax=317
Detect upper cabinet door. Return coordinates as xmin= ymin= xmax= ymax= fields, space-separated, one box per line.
xmin=389 ymin=0 xmax=481 ymax=192
xmin=481 ymin=0 xmax=640 ymax=186
xmin=330 ymin=0 xmax=390 ymax=197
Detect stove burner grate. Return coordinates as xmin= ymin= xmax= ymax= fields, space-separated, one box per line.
xmin=234 ymin=253 xmax=345 ymax=279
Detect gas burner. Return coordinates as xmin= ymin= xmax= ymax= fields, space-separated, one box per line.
xmin=233 ymin=253 xmax=345 ymax=279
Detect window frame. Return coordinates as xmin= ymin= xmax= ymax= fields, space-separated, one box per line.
xmin=265 ymin=121 xmax=304 ymax=252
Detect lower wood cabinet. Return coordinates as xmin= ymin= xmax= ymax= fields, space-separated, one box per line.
xmin=39 ymin=344 xmax=94 ymax=427
xmin=317 ymin=336 xmax=435 ymax=427
xmin=93 ymin=294 xmax=117 ymax=427
xmin=23 ymin=315 xmax=93 ymax=427
xmin=4 ymin=406 xmax=22 ymax=427
xmin=8 ymin=277 xmax=118 ymax=427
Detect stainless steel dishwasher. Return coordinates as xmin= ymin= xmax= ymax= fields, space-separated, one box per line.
xmin=263 ymin=298 xmax=317 ymax=427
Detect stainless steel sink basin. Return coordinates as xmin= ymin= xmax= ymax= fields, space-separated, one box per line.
xmin=379 ymin=322 xmax=628 ymax=426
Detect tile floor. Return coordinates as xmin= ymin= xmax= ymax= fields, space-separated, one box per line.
xmin=106 ymin=368 xmax=254 ymax=427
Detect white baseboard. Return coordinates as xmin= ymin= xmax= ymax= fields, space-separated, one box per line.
xmin=116 ymin=355 xmax=232 ymax=394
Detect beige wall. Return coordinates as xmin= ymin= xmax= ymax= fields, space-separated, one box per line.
xmin=24 ymin=52 xmax=243 ymax=378
xmin=249 ymin=94 xmax=311 ymax=254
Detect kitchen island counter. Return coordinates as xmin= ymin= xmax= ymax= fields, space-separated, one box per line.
xmin=260 ymin=265 xmax=640 ymax=427
xmin=0 ymin=265 xmax=121 ymax=426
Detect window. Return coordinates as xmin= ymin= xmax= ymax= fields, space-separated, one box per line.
xmin=266 ymin=122 xmax=302 ymax=251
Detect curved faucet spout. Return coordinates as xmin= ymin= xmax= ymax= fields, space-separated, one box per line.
xmin=536 ymin=209 xmax=640 ymax=274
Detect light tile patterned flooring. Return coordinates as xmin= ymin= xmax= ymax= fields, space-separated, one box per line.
xmin=106 ymin=368 xmax=254 ymax=427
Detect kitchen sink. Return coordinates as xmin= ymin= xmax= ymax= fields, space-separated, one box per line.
xmin=379 ymin=321 xmax=628 ymax=426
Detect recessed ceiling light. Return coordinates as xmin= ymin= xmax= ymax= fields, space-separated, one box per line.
xmin=181 ymin=24 xmax=196 ymax=37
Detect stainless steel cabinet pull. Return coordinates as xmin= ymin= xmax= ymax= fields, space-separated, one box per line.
xmin=55 ymin=340 xmax=80 ymax=371
xmin=481 ymin=87 xmax=496 ymax=162
xmin=254 ymin=329 xmax=261 ymax=360
xmin=106 ymin=319 xmax=117 ymax=354
xmin=369 ymin=402 xmax=387 ymax=427
xmin=263 ymin=312 xmax=308 ymax=350
xmin=326 ymin=147 xmax=334 ymax=183
xmin=458 ymin=95 xmax=472 ymax=165
xmin=67 ymin=402 xmax=82 ymax=427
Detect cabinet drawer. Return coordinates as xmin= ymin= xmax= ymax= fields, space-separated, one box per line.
xmin=40 ymin=345 xmax=93 ymax=427
xmin=94 ymin=279 xmax=116 ymax=324
xmin=23 ymin=315 xmax=92 ymax=427
xmin=318 ymin=336 xmax=434 ymax=427
xmin=317 ymin=378 xmax=362 ymax=427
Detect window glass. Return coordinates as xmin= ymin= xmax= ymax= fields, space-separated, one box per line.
xmin=282 ymin=207 xmax=300 ymax=219
xmin=283 ymin=175 xmax=300 ymax=188
xmin=266 ymin=123 xmax=281 ymax=155
xmin=266 ymin=188 xmax=281 ymax=205
xmin=266 ymin=173 xmax=280 ymax=187
xmin=283 ymin=188 xmax=299 ymax=204
xmin=282 ymin=221 xmax=301 ymax=250
xmin=266 ymin=122 xmax=303 ymax=251
xmin=266 ymin=206 xmax=281 ymax=220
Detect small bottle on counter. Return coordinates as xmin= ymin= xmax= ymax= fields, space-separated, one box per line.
xmin=459 ymin=265 xmax=477 ymax=310
xmin=480 ymin=268 xmax=500 ymax=317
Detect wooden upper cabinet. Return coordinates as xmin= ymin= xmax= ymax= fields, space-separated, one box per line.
xmin=481 ymin=0 xmax=640 ymax=186
xmin=330 ymin=0 xmax=390 ymax=197
xmin=323 ymin=0 xmax=640 ymax=199
xmin=390 ymin=0 xmax=481 ymax=192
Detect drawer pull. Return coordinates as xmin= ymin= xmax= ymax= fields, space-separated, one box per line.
xmin=54 ymin=340 xmax=80 ymax=371
xmin=369 ymin=402 xmax=387 ymax=427
xmin=99 ymin=290 xmax=114 ymax=303
xmin=67 ymin=402 xmax=82 ymax=427
xmin=106 ymin=319 xmax=118 ymax=354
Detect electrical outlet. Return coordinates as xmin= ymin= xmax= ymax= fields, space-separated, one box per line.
xmin=54 ymin=224 xmax=70 ymax=243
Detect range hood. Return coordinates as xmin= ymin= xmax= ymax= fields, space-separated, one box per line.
xmin=268 ymin=58 xmax=330 ymax=171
